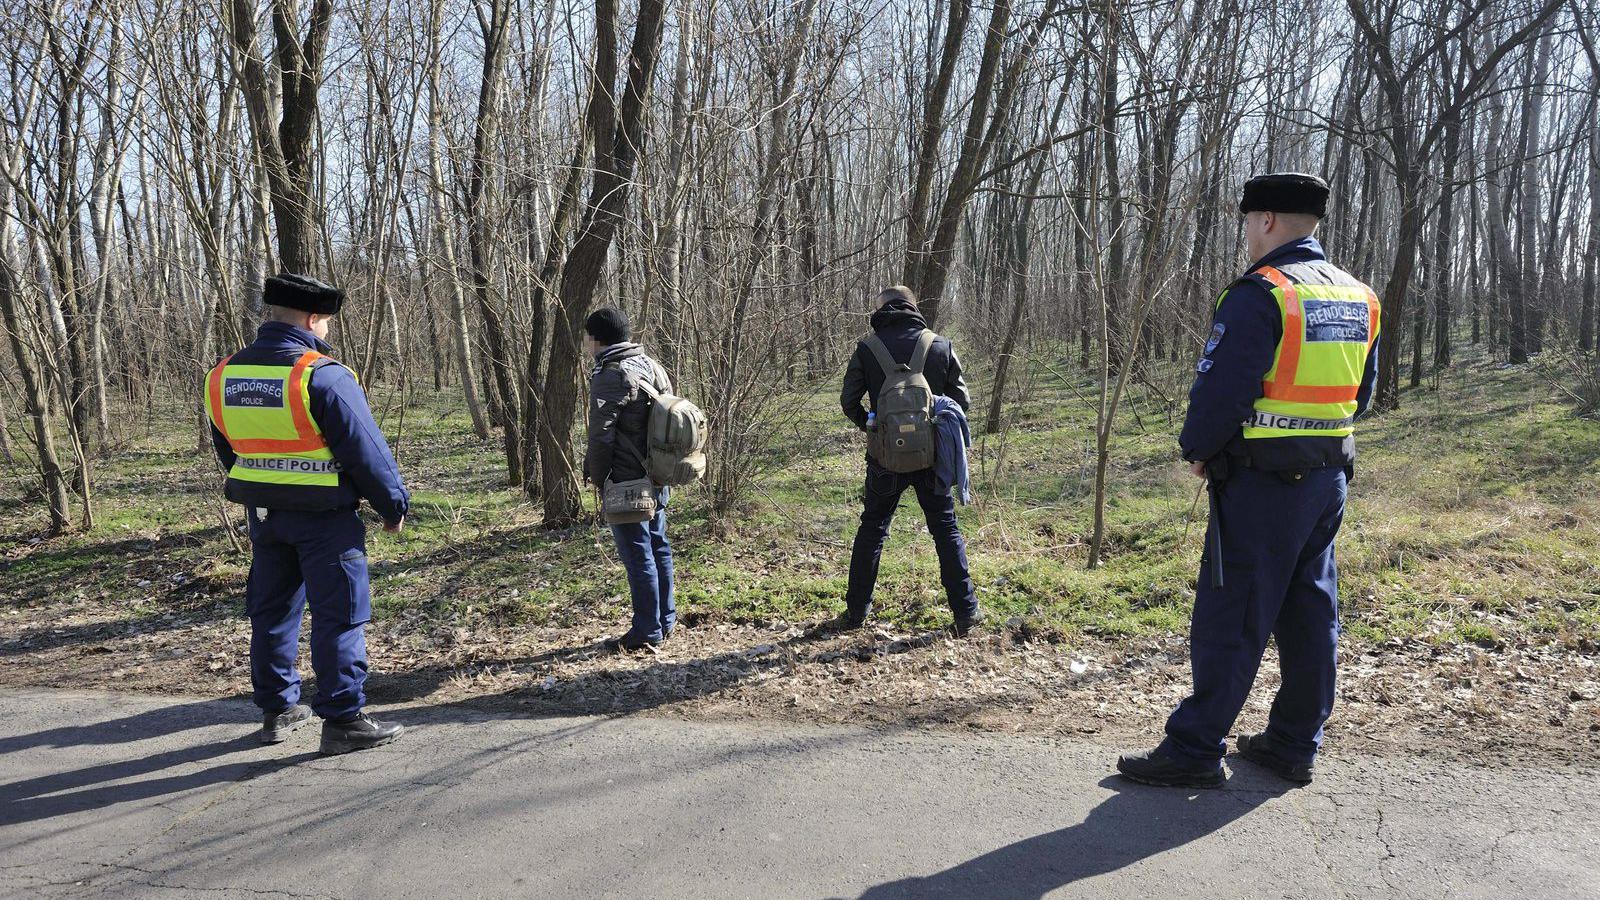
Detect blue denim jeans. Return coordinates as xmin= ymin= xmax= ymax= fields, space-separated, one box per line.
xmin=609 ymin=488 xmax=675 ymax=641
xmin=845 ymin=463 xmax=977 ymax=618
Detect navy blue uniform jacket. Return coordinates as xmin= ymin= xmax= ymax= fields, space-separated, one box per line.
xmin=210 ymin=322 xmax=410 ymax=523
xmin=1180 ymin=237 xmax=1379 ymax=472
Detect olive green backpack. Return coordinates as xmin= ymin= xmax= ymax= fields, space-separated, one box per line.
xmin=864 ymin=330 xmax=936 ymax=473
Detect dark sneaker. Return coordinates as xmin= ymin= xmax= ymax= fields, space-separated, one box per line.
xmin=603 ymin=632 xmax=663 ymax=652
xmin=259 ymin=703 xmax=312 ymax=745
xmin=319 ymin=713 xmax=404 ymax=755
xmin=952 ymin=607 xmax=985 ymax=638
xmin=818 ymin=607 xmax=870 ymax=633
xmin=1116 ymin=746 xmax=1226 ymax=789
xmin=1236 ymin=732 xmax=1314 ymax=784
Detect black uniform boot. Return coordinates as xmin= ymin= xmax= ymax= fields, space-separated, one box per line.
xmin=319 ymin=712 xmax=404 ymax=755
xmin=259 ymin=703 xmax=313 ymax=745
xmin=1236 ymin=732 xmax=1314 ymax=784
xmin=1116 ymin=746 xmax=1226 ymax=789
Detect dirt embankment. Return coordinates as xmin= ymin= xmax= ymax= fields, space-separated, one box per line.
xmin=4 ymin=592 xmax=1597 ymax=766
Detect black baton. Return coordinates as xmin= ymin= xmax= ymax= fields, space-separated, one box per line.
xmin=1206 ymin=471 xmax=1225 ymax=590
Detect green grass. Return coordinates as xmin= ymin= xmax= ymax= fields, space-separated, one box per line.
xmin=2 ymin=345 xmax=1598 ymax=655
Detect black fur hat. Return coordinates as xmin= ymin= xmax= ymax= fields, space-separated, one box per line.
xmin=264 ymin=273 xmax=345 ymax=315
xmin=1238 ymin=173 xmax=1330 ymax=218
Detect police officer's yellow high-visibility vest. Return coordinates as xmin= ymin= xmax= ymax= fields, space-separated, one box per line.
xmin=205 ymin=351 xmax=341 ymax=488
xmin=1234 ymin=263 xmax=1380 ymax=440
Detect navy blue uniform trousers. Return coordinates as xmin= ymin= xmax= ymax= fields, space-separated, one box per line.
xmin=845 ymin=463 xmax=977 ymax=617
xmin=1163 ymin=465 xmax=1347 ymax=766
xmin=245 ymin=508 xmax=371 ymax=721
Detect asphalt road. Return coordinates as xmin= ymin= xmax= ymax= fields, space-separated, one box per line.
xmin=1 ymin=687 xmax=1595 ymax=899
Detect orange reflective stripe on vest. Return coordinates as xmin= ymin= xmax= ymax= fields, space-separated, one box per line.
xmin=208 ymin=350 xmax=328 ymax=454
xmin=206 ymin=354 xmax=232 ymax=439
xmin=1253 ymin=266 xmax=1378 ymax=405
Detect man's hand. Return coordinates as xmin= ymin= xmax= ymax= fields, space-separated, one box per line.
xmin=1189 ymin=460 xmax=1208 ymax=480
xmin=383 ymin=517 xmax=404 ymax=534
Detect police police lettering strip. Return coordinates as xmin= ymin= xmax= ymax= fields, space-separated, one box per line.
xmin=1245 ymin=411 xmax=1355 ymax=431
xmin=234 ymin=456 xmax=344 ymax=474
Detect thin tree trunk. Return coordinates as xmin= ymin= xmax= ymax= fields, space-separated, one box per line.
xmin=539 ymin=0 xmax=668 ymax=527
xmin=465 ymin=0 xmax=521 ymax=478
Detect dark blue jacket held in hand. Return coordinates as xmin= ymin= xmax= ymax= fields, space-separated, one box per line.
xmin=1180 ymin=237 xmax=1379 ymax=472
xmin=931 ymin=396 xmax=972 ymax=505
xmin=210 ymin=322 xmax=410 ymax=523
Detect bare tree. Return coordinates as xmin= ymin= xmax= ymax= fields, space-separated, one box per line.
xmin=538 ymin=0 xmax=669 ymax=527
xmin=1345 ymin=0 xmax=1562 ymax=406
xmin=225 ymin=0 xmax=335 ymax=274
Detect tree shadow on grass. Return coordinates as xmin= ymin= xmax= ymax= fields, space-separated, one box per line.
xmin=1 ymin=527 xmax=231 ymax=608
xmin=0 ymin=604 xmax=237 ymax=658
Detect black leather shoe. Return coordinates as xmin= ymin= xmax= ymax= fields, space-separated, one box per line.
xmin=319 ymin=713 xmax=404 ymax=755
xmin=1116 ymin=746 xmax=1226 ymax=789
xmin=603 ymin=632 xmax=663 ymax=652
xmin=819 ymin=607 xmax=870 ymax=633
xmin=259 ymin=704 xmax=312 ymax=745
xmin=1237 ymin=732 xmax=1314 ymax=784
xmin=952 ymin=607 xmax=985 ymax=638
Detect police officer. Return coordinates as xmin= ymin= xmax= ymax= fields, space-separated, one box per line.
xmin=1117 ymin=174 xmax=1380 ymax=788
xmin=205 ymin=274 xmax=410 ymax=754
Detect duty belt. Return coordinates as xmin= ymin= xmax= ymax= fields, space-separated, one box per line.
xmin=1245 ymin=411 xmax=1355 ymax=432
xmin=234 ymin=457 xmax=343 ymax=474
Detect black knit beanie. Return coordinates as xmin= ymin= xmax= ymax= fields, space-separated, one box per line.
xmin=585 ymin=306 xmax=630 ymax=346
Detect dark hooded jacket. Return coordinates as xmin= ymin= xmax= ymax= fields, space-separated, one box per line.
xmin=840 ymin=298 xmax=971 ymax=433
xmin=584 ymin=342 xmax=672 ymax=487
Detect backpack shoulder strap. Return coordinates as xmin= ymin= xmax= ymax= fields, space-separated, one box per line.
xmin=907 ymin=330 xmax=936 ymax=375
xmin=611 ymin=357 xmax=662 ymax=398
xmin=636 ymin=362 xmax=667 ymax=400
xmin=608 ymin=358 xmax=665 ymax=401
xmin=863 ymin=334 xmax=905 ymax=375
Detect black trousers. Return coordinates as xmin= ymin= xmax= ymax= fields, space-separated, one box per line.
xmin=844 ymin=463 xmax=977 ymax=617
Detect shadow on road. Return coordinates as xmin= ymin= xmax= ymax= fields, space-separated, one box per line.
xmin=850 ymin=775 xmax=1290 ymax=899
xmin=0 ymin=699 xmax=232 ymax=755
xmin=1 ymin=732 xmax=317 ymax=829
xmin=2 ymin=622 xmax=983 ymax=833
